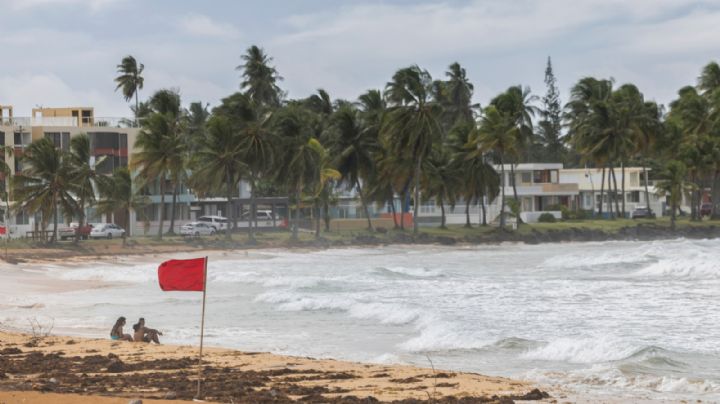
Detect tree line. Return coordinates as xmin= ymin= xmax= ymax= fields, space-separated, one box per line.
xmin=6 ymin=47 xmax=720 ymax=242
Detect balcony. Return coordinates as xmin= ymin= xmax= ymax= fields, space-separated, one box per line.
xmin=0 ymin=116 xmax=135 ymax=128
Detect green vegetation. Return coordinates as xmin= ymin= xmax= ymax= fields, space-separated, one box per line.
xmin=6 ymin=49 xmax=720 ymax=248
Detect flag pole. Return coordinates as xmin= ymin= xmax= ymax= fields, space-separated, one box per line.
xmin=196 ymin=256 xmax=208 ymax=400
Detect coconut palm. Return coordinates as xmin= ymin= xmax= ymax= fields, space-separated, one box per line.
xmin=68 ymin=134 xmax=103 ymax=243
xmin=330 ymin=104 xmax=379 ymax=231
xmin=474 ymin=106 xmax=517 ymax=229
xmin=96 ymin=167 xmax=148 ymax=242
xmin=114 ymin=55 xmax=145 ymax=125
xmin=656 ymin=160 xmax=694 ymax=230
xmin=382 ymin=66 xmax=443 ymax=234
xmin=423 ymin=148 xmax=460 ymax=228
xmin=273 ymin=105 xmax=322 ymax=240
xmin=190 ymin=115 xmax=247 ymax=241
xmin=237 ymin=45 xmax=283 ymax=108
xmin=308 ymin=140 xmax=341 ymax=238
xmin=132 ymin=101 xmax=186 ymax=239
xmin=13 ymin=138 xmax=78 ymax=243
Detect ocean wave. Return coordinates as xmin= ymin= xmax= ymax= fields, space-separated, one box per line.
xmin=255 ymin=290 xmax=422 ymax=325
xmin=521 ymin=336 xmax=641 ymax=364
xmin=633 ymin=256 xmax=720 ymax=279
xmin=372 ymin=266 xmax=444 ymax=279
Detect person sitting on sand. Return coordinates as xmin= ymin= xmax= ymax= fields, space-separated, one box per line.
xmin=132 ymin=317 xmax=162 ymax=344
xmin=110 ymin=317 xmax=133 ymax=341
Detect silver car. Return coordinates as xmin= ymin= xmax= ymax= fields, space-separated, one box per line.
xmin=180 ymin=222 xmax=216 ymax=237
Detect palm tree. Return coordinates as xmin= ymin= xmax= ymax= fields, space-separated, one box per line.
xmin=330 ymin=104 xmax=378 ymax=231
xmin=490 ymin=86 xmax=538 ymax=218
xmin=190 ymin=115 xmax=247 ymax=241
xmin=13 ymin=138 xmax=77 ymax=243
xmin=474 ymin=106 xmax=517 ymax=229
xmin=423 ymin=148 xmax=460 ymax=228
xmin=273 ymin=105 xmax=322 ymax=241
xmin=656 ymin=160 xmax=693 ymax=230
xmin=382 ymin=66 xmax=443 ymax=234
xmin=214 ymin=92 xmax=277 ymax=241
xmin=114 ymin=55 xmax=145 ymax=125
xmin=96 ymin=167 xmax=148 ymax=243
xmin=435 ymin=62 xmax=476 ymax=130
xmin=68 ymin=134 xmax=102 ymax=243
xmin=132 ymin=95 xmax=186 ymax=239
xmin=236 ymin=45 xmax=283 ymax=108
xmin=308 ymin=140 xmax=341 ymax=238
xmin=566 ymin=77 xmax=615 ymax=217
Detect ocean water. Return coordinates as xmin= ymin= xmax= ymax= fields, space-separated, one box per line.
xmin=1 ymin=239 xmax=719 ymax=401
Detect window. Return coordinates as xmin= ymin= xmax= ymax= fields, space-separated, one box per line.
xmin=627 ymin=191 xmax=640 ymax=203
xmin=44 ymin=132 xmax=70 ymax=151
xmin=15 ymin=210 xmax=29 ymax=225
xmin=521 ymin=172 xmax=532 ymax=184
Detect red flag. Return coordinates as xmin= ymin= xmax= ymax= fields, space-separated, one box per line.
xmin=158 ymin=257 xmax=206 ymax=291
xmin=0 ymin=226 xmax=6 ymax=235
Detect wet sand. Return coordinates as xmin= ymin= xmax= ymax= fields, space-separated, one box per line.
xmin=0 ymin=331 xmax=547 ymax=403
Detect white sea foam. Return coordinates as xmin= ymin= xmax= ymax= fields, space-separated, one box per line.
xmin=521 ymin=336 xmax=641 ymax=364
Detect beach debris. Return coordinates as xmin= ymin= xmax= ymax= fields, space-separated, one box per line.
xmin=128 ymin=400 xmax=143 ymax=404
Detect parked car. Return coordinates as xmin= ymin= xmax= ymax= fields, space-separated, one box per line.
xmin=180 ymin=222 xmax=216 ymax=237
xmin=197 ymin=215 xmax=229 ymax=232
xmin=59 ymin=222 xmax=94 ymax=240
xmin=700 ymin=203 xmax=713 ymax=217
xmin=90 ymin=223 xmax=125 ymax=239
xmin=236 ymin=210 xmax=287 ymax=229
xmin=631 ymin=207 xmax=655 ymax=219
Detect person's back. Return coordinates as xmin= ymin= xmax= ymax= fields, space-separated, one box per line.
xmin=110 ymin=317 xmax=132 ymax=341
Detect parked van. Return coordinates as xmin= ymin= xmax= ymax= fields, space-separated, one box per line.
xmin=197 ymin=215 xmax=229 ymax=232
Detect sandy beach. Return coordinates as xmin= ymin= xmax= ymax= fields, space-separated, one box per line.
xmin=0 ymin=331 xmax=546 ymax=403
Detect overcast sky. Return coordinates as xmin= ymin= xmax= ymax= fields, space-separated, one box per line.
xmin=1 ymin=0 xmax=719 ymax=117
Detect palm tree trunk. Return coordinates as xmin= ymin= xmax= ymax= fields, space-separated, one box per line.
xmin=356 ymin=179 xmax=374 ymax=232
xmin=643 ymin=163 xmax=652 ymax=214
xmin=157 ymin=178 xmax=165 ymax=239
xmin=439 ymin=197 xmax=446 ymax=228
xmin=168 ymin=180 xmax=178 ymax=235
xmin=464 ymin=198 xmax=471 ymax=228
xmin=52 ymin=196 xmax=59 ymax=244
xmin=400 ymin=189 xmax=407 ymax=231
xmin=315 ymin=202 xmax=321 ymax=239
xmin=621 ymin=162 xmax=626 ymax=218
xmin=225 ymin=170 xmax=233 ymax=242
xmin=481 ymin=195 xmax=487 ymax=226
xmin=323 ymin=199 xmax=331 ymax=231
xmin=690 ymin=172 xmax=698 ymax=221
xmin=389 ymin=196 xmax=398 ymax=229
xmin=499 ymin=158 xmax=506 ymax=229
xmin=249 ymin=176 xmax=256 ymax=242
xmin=75 ymin=197 xmax=85 ymax=244
xmin=413 ymin=157 xmax=421 ymax=235
xmin=608 ymin=164 xmax=615 ymax=219
xmin=510 ymin=162 xmax=522 ymax=223
xmin=292 ymin=187 xmax=300 ymax=241
xmin=671 ymin=198 xmax=677 ymax=230
xmin=611 ymin=165 xmax=620 ymax=218
xmin=599 ymin=166 xmax=605 ymax=217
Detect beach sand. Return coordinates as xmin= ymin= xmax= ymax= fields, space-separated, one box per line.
xmin=0 ymin=331 xmax=547 ymax=403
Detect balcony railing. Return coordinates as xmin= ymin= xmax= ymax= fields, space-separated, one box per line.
xmin=0 ymin=116 xmax=135 ymax=128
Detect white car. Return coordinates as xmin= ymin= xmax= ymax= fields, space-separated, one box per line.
xmin=90 ymin=223 xmax=125 ymax=239
xmin=180 ymin=222 xmax=216 ymax=237
xmin=197 ymin=215 xmax=228 ymax=233
xmin=236 ymin=210 xmax=286 ymax=229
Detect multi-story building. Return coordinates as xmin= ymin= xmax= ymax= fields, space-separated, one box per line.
xmin=0 ymin=106 xmax=141 ymax=236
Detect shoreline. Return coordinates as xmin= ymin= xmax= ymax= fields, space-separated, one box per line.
xmin=2 ymin=222 xmax=720 ymax=264
xmin=0 ymin=331 xmax=548 ymax=403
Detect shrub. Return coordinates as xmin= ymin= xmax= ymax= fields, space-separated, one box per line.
xmin=538 ymin=213 xmax=557 ymax=223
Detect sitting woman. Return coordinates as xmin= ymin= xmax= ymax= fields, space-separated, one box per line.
xmin=132 ymin=317 xmax=162 ymax=344
xmin=110 ymin=317 xmax=133 ymax=341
